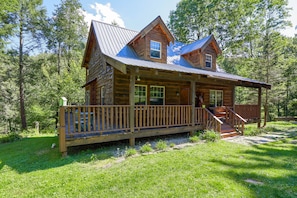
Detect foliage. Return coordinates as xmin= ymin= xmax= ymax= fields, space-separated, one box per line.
xmin=0 ymin=122 xmax=296 ymax=197
xmin=200 ymin=130 xmax=221 ymax=142
xmin=0 ymin=132 xmax=22 ymax=143
xmin=189 ymin=135 xmax=199 ymax=143
xmin=155 ymin=140 xmax=167 ymax=151
xmin=125 ymin=148 xmax=137 ymax=157
xmin=139 ymin=142 xmax=153 ymax=153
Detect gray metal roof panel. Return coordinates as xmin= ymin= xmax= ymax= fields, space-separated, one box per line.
xmin=108 ymin=55 xmax=270 ymax=87
xmin=92 ymin=20 xmax=138 ymax=56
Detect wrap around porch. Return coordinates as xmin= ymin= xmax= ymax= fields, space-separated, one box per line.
xmin=59 ymin=104 xmax=254 ymax=155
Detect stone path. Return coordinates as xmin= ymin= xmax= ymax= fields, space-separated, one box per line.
xmin=223 ymin=131 xmax=293 ymax=146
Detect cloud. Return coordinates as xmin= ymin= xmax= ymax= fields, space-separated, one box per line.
xmin=81 ymin=2 xmax=125 ymax=28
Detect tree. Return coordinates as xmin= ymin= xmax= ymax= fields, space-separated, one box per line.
xmin=0 ymin=0 xmax=18 ymax=48
xmin=44 ymin=0 xmax=87 ymax=75
xmin=10 ymin=0 xmax=46 ymax=130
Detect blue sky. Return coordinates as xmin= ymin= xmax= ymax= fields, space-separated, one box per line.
xmin=43 ymin=0 xmax=296 ymax=37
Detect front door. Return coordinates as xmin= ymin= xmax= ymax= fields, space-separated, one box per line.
xmin=180 ymin=87 xmax=190 ymax=105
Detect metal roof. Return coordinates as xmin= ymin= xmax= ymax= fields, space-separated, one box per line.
xmin=90 ymin=20 xmax=270 ymax=88
xmin=180 ymin=35 xmax=212 ymax=55
xmin=107 ymin=55 xmax=270 ymax=87
xmin=92 ymin=20 xmax=138 ymax=56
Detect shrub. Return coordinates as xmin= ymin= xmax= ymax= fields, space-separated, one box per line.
xmin=244 ymin=128 xmax=263 ymax=136
xmin=169 ymin=142 xmax=175 ymax=148
xmin=189 ymin=135 xmax=199 ymax=143
xmin=125 ymin=148 xmax=137 ymax=157
xmin=139 ymin=143 xmax=153 ymax=153
xmin=155 ymin=140 xmax=167 ymax=151
xmin=200 ymin=130 xmax=220 ymax=142
xmin=0 ymin=133 xmax=22 ymax=143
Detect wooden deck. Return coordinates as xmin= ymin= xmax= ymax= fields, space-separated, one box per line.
xmin=58 ymin=105 xmax=253 ymax=155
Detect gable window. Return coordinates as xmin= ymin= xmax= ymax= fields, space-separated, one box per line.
xmin=205 ymin=54 xmax=212 ymax=68
xmin=135 ymin=85 xmax=147 ymax=105
xmin=150 ymin=86 xmax=165 ymax=105
xmin=210 ymin=90 xmax=223 ymax=107
xmin=150 ymin=40 xmax=161 ymax=59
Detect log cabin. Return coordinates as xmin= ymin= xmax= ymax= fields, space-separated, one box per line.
xmin=59 ymin=16 xmax=271 ymax=155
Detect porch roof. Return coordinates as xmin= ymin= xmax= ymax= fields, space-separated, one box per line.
xmin=107 ymin=54 xmax=271 ymax=89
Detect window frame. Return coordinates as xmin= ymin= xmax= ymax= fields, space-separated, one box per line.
xmin=209 ymin=90 xmax=223 ymax=107
xmin=205 ymin=54 xmax=212 ymax=68
xmin=149 ymin=85 xmax=165 ymax=105
xmin=135 ymin=84 xmax=147 ymax=105
xmin=150 ymin=40 xmax=162 ymax=59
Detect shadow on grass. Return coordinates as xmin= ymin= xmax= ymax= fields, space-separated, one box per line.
xmin=0 ymin=135 xmax=116 ymax=173
xmin=211 ymin=141 xmax=297 ymax=197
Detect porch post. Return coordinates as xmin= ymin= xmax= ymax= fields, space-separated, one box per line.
xmin=59 ymin=106 xmax=67 ymax=156
xmin=129 ymin=68 xmax=135 ymax=146
xmin=258 ymin=87 xmax=262 ymax=128
xmin=232 ymin=86 xmax=236 ymax=110
xmin=190 ymin=80 xmax=196 ymax=136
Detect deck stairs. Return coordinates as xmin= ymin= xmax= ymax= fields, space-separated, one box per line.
xmin=215 ymin=109 xmax=240 ymax=138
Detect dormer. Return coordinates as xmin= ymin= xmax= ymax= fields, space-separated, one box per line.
xmin=128 ymin=16 xmax=174 ymax=63
xmin=180 ymin=35 xmax=221 ymax=71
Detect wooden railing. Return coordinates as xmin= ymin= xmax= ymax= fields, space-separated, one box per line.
xmin=63 ymin=105 xmax=130 ymax=137
xmin=234 ymin=105 xmax=260 ymax=121
xmin=225 ymin=107 xmax=247 ymax=134
xmin=134 ymin=105 xmax=192 ymax=129
xmin=201 ymin=108 xmax=223 ymax=132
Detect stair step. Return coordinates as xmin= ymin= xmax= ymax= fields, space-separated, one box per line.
xmin=221 ymin=131 xmax=239 ymax=138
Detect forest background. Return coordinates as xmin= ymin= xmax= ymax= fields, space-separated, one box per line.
xmin=0 ymin=0 xmax=296 ymax=133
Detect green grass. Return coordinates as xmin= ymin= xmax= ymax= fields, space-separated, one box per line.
xmin=0 ymin=122 xmax=297 ymax=197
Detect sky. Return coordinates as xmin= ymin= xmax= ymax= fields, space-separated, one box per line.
xmin=43 ymin=0 xmax=297 ymax=37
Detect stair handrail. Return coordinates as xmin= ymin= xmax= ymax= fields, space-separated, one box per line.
xmin=225 ymin=107 xmax=247 ymax=135
xmin=203 ymin=108 xmax=223 ymax=133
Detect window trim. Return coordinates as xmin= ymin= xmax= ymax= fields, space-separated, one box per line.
xmin=135 ymin=84 xmax=147 ymax=105
xmin=205 ymin=54 xmax=212 ymax=68
xmin=209 ymin=90 xmax=223 ymax=107
xmin=150 ymin=85 xmax=165 ymax=105
xmin=150 ymin=40 xmax=162 ymax=59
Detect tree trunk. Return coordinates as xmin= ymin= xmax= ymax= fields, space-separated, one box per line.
xmin=19 ymin=18 xmax=27 ymax=130
xmin=57 ymin=42 xmax=61 ymax=75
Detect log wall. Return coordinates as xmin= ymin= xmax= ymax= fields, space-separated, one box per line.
xmin=87 ymin=41 xmax=114 ymax=105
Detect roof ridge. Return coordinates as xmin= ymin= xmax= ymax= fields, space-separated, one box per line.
xmin=91 ymin=19 xmax=139 ymax=33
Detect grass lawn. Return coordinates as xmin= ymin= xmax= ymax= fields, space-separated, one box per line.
xmin=0 ymin=122 xmax=297 ymax=197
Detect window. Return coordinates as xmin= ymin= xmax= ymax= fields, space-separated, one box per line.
xmin=135 ymin=85 xmax=147 ymax=105
xmin=150 ymin=86 xmax=165 ymax=105
xmin=205 ymin=54 xmax=212 ymax=68
xmin=210 ymin=90 xmax=223 ymax=107
xmin=150 ymin=40 xmax=161 ymax=59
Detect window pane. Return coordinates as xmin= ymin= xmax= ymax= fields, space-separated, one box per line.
xmin=150 ymin=86 xmax=165 ymax=105
xmin=135 ymin=85 xmax=147 ymax=105
xmin=150 ymin=41 xmax=161 ymax=59
xmin=205 ymin=54 xmax=212 ymax=68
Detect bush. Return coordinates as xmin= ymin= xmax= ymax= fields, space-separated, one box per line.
xmin=139 ymin=143 xmax=153 ymax=153
xmin=0 ymin=133 xmax=22 ymax=143
xmin=155 ymin=140 xmax=167 ymax=151
xmin=200 ymin=130 xmax=220 ymax=142
xmin=244 ymin=127 xmax=263 ymax=136
xmin=169 ymin=142 xmax=175 ymax=148
xmin=125 ymin=148 xmax=137 ymax=157
xmin=189 ymin=135 xmax=199 ymax=143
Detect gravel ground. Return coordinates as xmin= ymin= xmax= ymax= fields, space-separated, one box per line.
xmin=223 ymin=131 xmax=293 ymax=146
